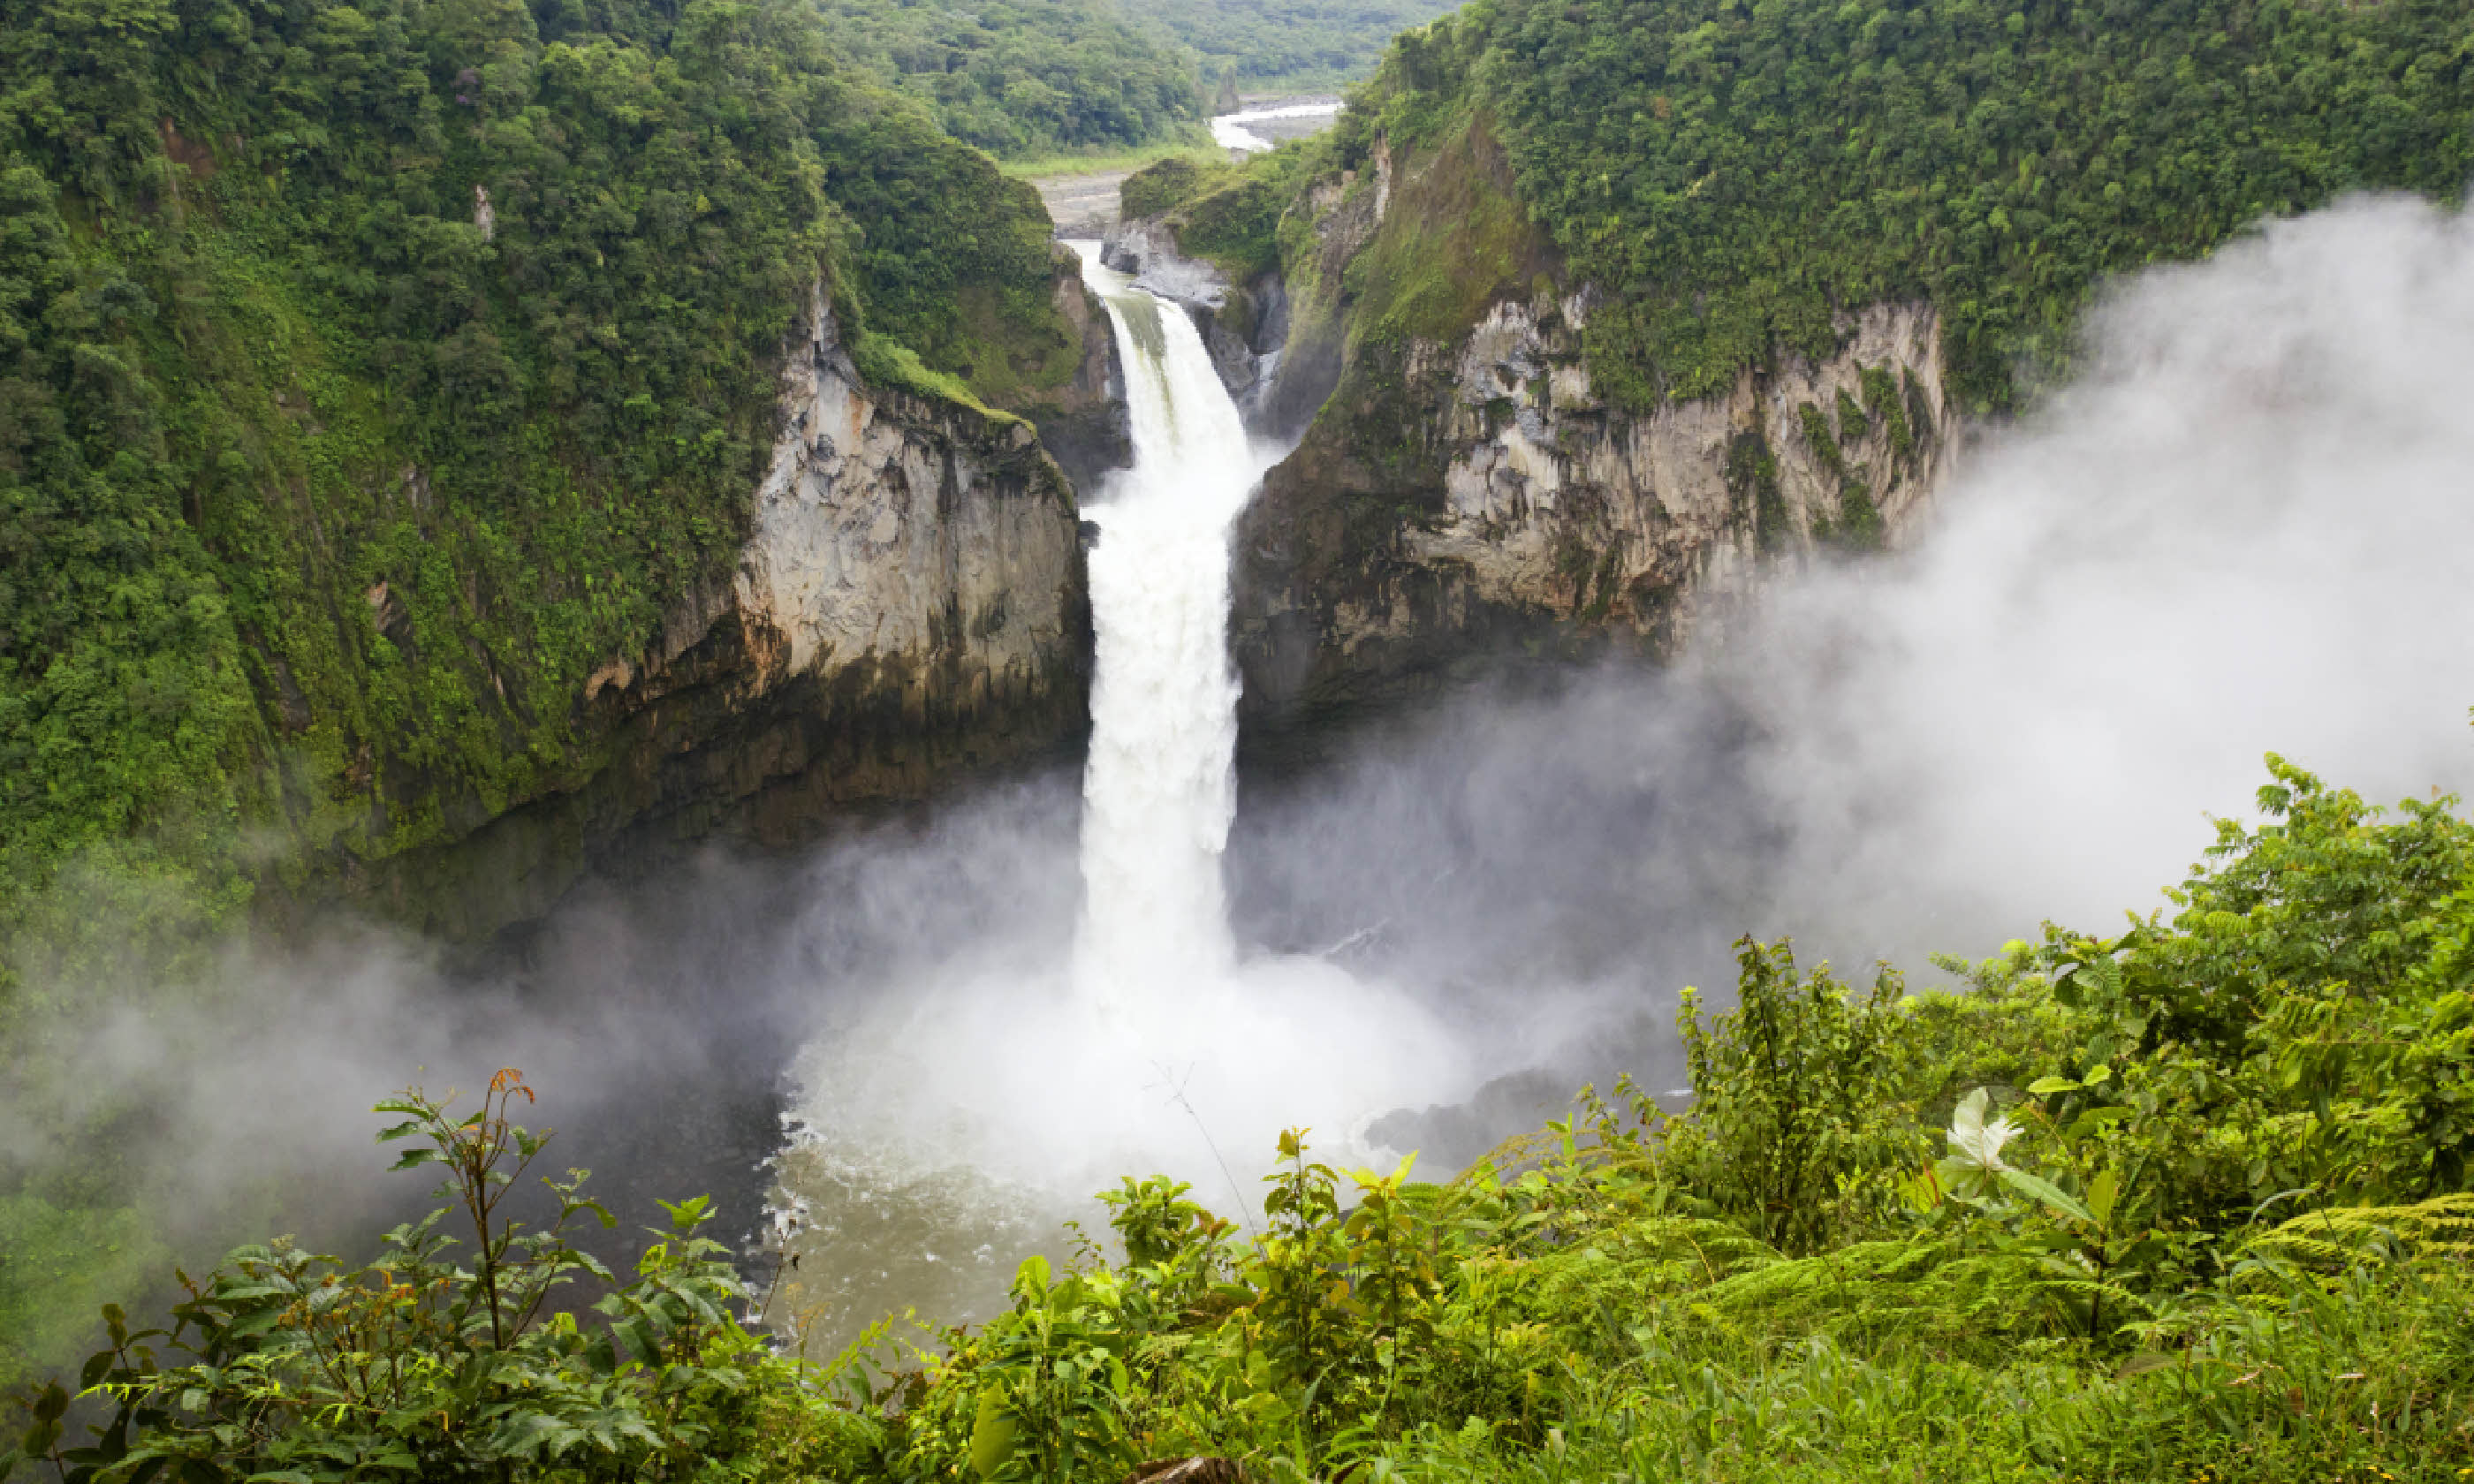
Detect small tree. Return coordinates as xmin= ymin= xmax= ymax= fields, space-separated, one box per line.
xmin=7 ymin=1071 xmax=879 ymax=1484
xmin=1671 ymin=937 xmax=1908 ymax=1253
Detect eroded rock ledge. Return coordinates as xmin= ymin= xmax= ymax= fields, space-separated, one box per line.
xmin=1231 ymin=120 xmax=1957 ymax=746
xmin=1099 ymin=219 xmax=1291 ymax=428
xmin=357 ymin=290 xmax=1092 ymax=940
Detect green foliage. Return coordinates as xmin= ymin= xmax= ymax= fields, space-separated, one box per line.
xmin=1338 ymin=0 xmax=2474 ymax=412
xmin=1120 ymin=156 xmax=1217 ymax=223
xmin=870 ymin=759 xmax=2474 ymax=1482
xmin=1798 ymin=402 xmax=1843 ymax=477
xmin=24 ymin=760 xmax=2474 ymax=1484
xmin=1120 ymin=145 xmax=1324 ymax=283
xmin=12 ymin=1071 xmax=877 ymax=1484
xmin=1726 ymin=428 xmax=1788 ymax=554
xmin=0 ymin=0 xmax=1074 ymax=940
xmin=1340 ymin=106 xmax=1549 ymax=346
xmin=0 ymin=1199 xmax=168 ymax=1401
xmin=0 ymin=0 xmax=1081 ymax=1416
xmin=1861 ymin=366 xmax=1915 ymax=460
xmin=812 ymin=0 xmax=1204 ymax=160
xmin=1143 ymin=0 xmax=1468 ymax=96
xmin=1833 ymin=480 xmax=1887 ymax=551
xmin=1794 ymin=398 xmax=1887 ymax=550
xmin=1666 ymin=939 xmax=1908 ymax=1253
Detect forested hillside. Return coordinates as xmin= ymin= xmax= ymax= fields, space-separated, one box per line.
xmin=0 ymin=0 xmax=1110 ymax=1401
xmin=0 ymin=0 xmax=1078 ymax=970
xmin=1146 ymin=0 xmax=1465 ymax=96
xmin=1149 ymin=0 xmax=2474 ymax=727
xmin=813 ymin=0 xmax=1205 ymax=158
xmin=1345 ymin=0 xmax=2474 ymax=409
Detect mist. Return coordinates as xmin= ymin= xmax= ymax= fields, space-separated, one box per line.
xmin=11 ymin=193 xmax=2474 ymax=1361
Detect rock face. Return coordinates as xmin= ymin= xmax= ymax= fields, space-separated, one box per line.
xmin=1230 ymin=120 xmax=1957 ymax=745
xmin=1023 ymin=253 xmax=1135 ymax=490
xmin=1099 ymin=219 xmax=1290 ymax=427
xmin=360 ymin=289 xmax=1092 ymax=939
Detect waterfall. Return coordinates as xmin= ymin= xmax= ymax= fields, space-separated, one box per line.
xmin=1069 ymin=246 xmax=1270 ymax=1008
xmin=772 ymin=246 xmax=1475 ymax=1351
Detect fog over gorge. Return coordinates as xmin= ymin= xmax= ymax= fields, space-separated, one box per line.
xmin=768 ymin=193 xmax=2474 ymax=1338
xmin=7 ymin=192 xmax=2473 ymax=1367
xmin=18 ymin=0 xmax=2474 ymax=1463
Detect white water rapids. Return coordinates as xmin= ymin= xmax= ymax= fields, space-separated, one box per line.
xmin=1210 ymin=101 xmax=1344 ymax=154
xmin=769 ymin=246 xmax=1477 ymax=1346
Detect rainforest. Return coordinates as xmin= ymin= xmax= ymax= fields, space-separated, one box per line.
xmin=5 ymin=0 xmax=2474 ymax=1480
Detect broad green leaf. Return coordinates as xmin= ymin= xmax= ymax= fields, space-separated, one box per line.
xmin=2000 ymin=1167 xmax=2095 ymax=1225
xmin=969 ymin=1387 xmax=1018 ymax=1480
xmin=2087 ymin=1167 xmax=2121 ymax=1227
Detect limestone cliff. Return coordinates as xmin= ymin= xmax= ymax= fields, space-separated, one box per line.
xmin=1229 ymin=116 xmax=1957 ymax=741
xmin=355 ymin=291 xmax=1092 ymax=939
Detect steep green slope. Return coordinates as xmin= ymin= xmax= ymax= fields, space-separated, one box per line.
xmin=1184 ymin=0 xmax=2474 ymax=414
xmin=1146 ymin=0 xmax=1466 ymax=96
xmin=0 ymin=0 xmax=1081 ymax=968
xmin=1449 ymin=0 xmax=2474 ymax=409
xmin=0 ymin=0 xmax=1110 ymax=1402
xmin=1203 ymin=0 xmax=2474 ymax=731
xmin=814 ymin=0 xmax=1206 ymax=158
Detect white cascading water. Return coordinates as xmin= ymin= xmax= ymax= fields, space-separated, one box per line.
xmin=771 ymin=244 xmax=1479 ymax=1348
xmin=1070 ymin=247 xmax=1262 ymax=1007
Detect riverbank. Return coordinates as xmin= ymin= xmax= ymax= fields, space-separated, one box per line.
xmin=1026 ymin=101 xmax=1345 ymax=238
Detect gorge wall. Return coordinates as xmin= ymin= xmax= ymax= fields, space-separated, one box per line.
xmin=333 ymin=293 xmax=1095 ymax=942
xmin=1127 ymin=117 xmax=1962 ymax=745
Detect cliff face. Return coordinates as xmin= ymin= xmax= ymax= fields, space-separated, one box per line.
xmin=1018 ymin=255 xmax=1135 ymax=490
xmin=353 ymin=292 xmax=1092 ymax=939
xmin=1098 ymin=219 xmax=1291 ymax=425
xmin=1228 ymin=116 xmax=1957 ymax=742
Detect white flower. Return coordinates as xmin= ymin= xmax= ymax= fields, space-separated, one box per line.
xmin=1945 ymin=1087 xmax=2021 ymax=1172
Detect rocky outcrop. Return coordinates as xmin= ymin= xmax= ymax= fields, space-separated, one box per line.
xmin=1022 ymin=252 xmax=1134 ymax=490
xmin=1231 ymin=120 xmax=1957 ymax=745
xmin=1099 ymin=219 xmax=1290 ymax=427
xmin=357 ymin=288 xmax=1092 ymax=940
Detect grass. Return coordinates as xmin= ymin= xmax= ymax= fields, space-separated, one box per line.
xmin=1346 ymin=107 xmax=1555 ymax=345
xmin=997 ymin=132 xmax=1222 ymax=182
xmin=850 ymin=331 xmax=1021 ymax=425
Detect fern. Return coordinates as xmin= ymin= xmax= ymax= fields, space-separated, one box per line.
xmin=1702 ymin=1234 xmax=2106 ymax=1344
xmin=1483 ymin=1216 xmax=1780 ymax=1353
xmin=2243 ymin=1192 xmax=2474 ymax=1275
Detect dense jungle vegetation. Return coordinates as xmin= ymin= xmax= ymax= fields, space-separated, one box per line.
xmin=1260 ymin=0 xmax=2474 ymax=411
xmin=0 ymin=0 xmax=1074 ymax=955
xmin=812 ymin=0 xmax=1206 ymax=160
xmin=0 ymin=0 xmax=1081 ymax=1401
xmin=12 ymin=756 xmax=2474 ymax=1481
xmin=807 ymin=0 xmax=1491 ymax=161
xmin=1146 ymin=0 xmax=1465 ymax=98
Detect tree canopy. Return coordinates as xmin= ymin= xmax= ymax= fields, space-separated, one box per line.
xmin=1341 ymin=0 xmax=2474 ymax=410
xmin=813 ymin=0 xmax=1206 ymax=157
xmin=0 ymin=0 xmax=1072 ymax=969
xmin=1144 ymin=0 xmax=1468 ymax=96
